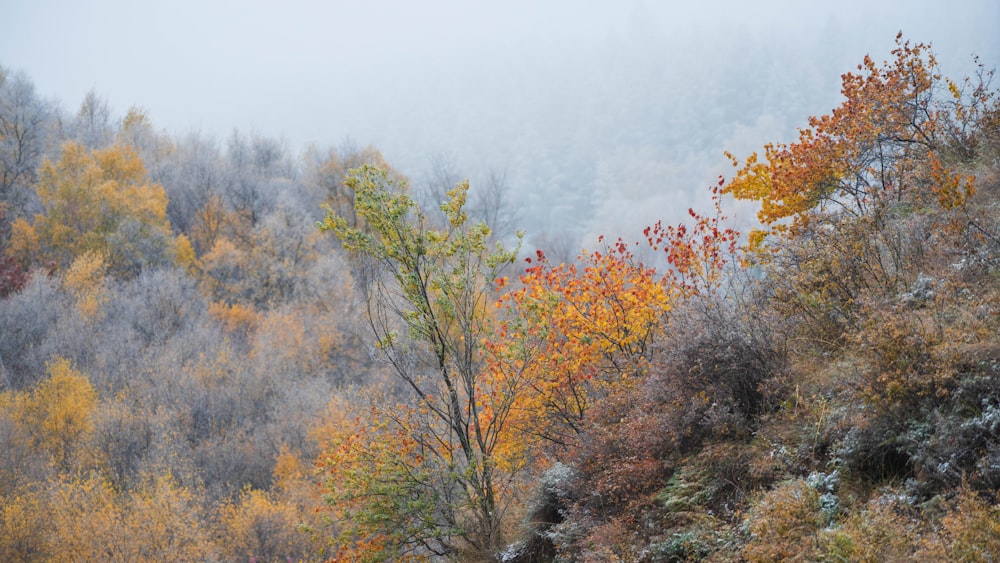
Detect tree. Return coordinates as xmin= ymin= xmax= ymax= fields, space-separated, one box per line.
xmin=47 ymin=473 xmax=215 ymax=561
xmin=484 ymin=242 xmax=673 ymax=463
xmin=73 ymin=90 xmax=113 ymax=149
xmin=303 ymin=141 xmax=403 ymax=231
xmin=6 ymin=357 xmax=99 ymax=472
xmin=470 ymin=168 xmax=519 ymax=244
xmin=219 ymin=484 xmax=313 ymax=562
xmin=9 ymin=141 xmax=175 ymax=277
xmin=319 ymin=164 xmax=522 ymax=559
xmin=0 ymin=66 xmax=51 ymax=211
xmin=198 ymin=207 xmax=327 ymax=309
xmin=0 ymin=202 xmax=28 ymax=298
xmin=485 ymin=189 xmax=737 ymax=464
xmin=724 ymin=34 xmax=979 ymax=248
xmin=0 ymin=274 xmax=63 ymax=390
xmin=223 ymin=130 xmax=292 ymax=226
xmin=158 ymin=133 xmax=226 ymax=236
xmin=319 ymin=398 xmax=456 ymax=562
xmin=116 ymin=107 xmax=177 ymax=200
xmin=61 ymin=250 xmax=109 ymax=321
xmin=419 ymin=156 xmax=519 ymax=243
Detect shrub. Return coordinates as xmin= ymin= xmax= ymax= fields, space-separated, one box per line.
xmin=741 ymin=479 xmax=824 ymax=562
xmin=917 ymin=486 xmax=1000 ymax=561
xmin=819 ymin=490 xmax=922 ymax=562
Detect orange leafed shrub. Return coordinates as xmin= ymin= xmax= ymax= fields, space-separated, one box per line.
xmin=917 ymin=486 xmax=1000 ymax=560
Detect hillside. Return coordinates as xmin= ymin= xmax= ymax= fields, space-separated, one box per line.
xmin=1 ymin=34 xmax=999 ymax=561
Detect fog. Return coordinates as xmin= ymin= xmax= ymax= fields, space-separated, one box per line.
xmin=3 ymin=0 xmax=998 ymax=246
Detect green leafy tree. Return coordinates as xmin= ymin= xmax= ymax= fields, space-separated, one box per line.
xmin=319 ymin=164 xmax=521 ymax=559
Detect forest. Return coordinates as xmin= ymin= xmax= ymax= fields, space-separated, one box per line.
xmin=1 ymin=33 xmax=1000 ymax=561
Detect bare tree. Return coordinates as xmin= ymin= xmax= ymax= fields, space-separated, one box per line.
xmin=160 ymin=133 xmax=226 ymax=234
xmin=73 ymin=89 xmax=114 ymax=149
xmin=0 ymin=67 xmax=51 ymax=211
xmin=470 ymin=167 xmax=520 ymax=242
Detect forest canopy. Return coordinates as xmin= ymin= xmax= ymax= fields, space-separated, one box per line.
xmin=1 ymin=33 xmax=1000 ymax=561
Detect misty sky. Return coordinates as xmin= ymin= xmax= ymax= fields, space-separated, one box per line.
xmin=3 ymin=0 xmax=999 ymax=245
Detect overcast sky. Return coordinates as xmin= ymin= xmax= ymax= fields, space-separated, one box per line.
xmin=2 ymin=0 xmax=998 ymax=243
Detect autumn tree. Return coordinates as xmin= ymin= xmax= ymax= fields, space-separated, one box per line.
xmin=9 ymin=141 xmax=176 ymax=277
xmin=219 ymin=484 xmax=314 ymax=562
xmin=725 ymin=34 xmax=980 ymax=248
xmin=485 ymin=188 xmax=737 ymax=465
xmin=722 ymin=34 xmax=995 ymax=348
xmin=198 ymin=207 xmax=328 ymax=309
xmin=484 ymin=243 xmax=672 ymax=463
xmin=0 ymin=202 xmax=28 ymax=298
xmin=3 ymin=357 xmax=99 ymax=473
xmin=47 ymin=473 xmax=215 ymax=561
xmin=0 ymin=486 xmax=49 ymax=561
xmin=116 ymin=107 xmax=177 ymax=201
xmin=319 ymin=164 xmax=522 ymax=559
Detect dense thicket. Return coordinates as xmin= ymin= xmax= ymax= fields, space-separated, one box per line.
xmin=1 ymin=34 xmax=999 ymax=561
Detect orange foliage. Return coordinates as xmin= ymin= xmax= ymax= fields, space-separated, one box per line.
xmin=485 ymin=241 xmax=671 ymax=465
xmin=742 ymin=479 xmax=824 ymax=562
xmin=485 ymin=196 xmax=737 ymax=466
xmin=219 ymin=484 xmax=313 ymax=562
xmin=317 ymin=400 xmax=439 ymax=562
xmin=208 ymin=299 xmax=258 ymax=334
xmin=724 ymin=34 xmax=977 ymax=247
xmin=918 ymin=487 xmax=1000 ymax=560
xmin=48 ymin=473 xmax=213 ymax=562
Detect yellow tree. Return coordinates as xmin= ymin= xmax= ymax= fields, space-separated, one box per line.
xmin=0 ymin=487 xmax=49 ymax=561
xmin=318 ymin=398 xmax=455 ymax=562
xmin=10 ymin=141 xmax=175 ymax=277
xmin=319 ymin=165 xmax=522 ymax=559
xmin=61 ymin=250 xmax=109 ymax=320
xmin=8 ymin=357 xmax=99 ymax=472
xmin=47 ymin=473 xmax=214 ymax=562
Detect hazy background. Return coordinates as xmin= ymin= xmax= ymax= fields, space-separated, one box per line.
xmin=3 ymin=0 xmax=998 ymax=246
